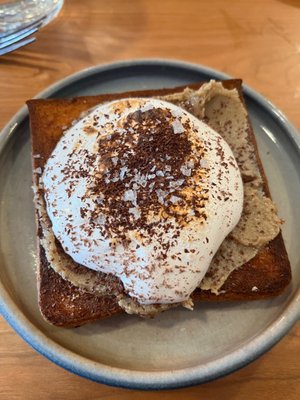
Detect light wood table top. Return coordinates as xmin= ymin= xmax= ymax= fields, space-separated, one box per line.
xmin=0 ymin=0 xmax=299 ymax=398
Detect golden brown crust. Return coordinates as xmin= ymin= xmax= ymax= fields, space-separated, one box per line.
xmin=38 ymin=246 xmax=122 ymax=328
xmin=27 ymin=79 xmax=291 ymax=327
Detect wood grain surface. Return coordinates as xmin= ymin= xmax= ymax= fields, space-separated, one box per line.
xmin=0 ymin=0 xmax=299 ymax=398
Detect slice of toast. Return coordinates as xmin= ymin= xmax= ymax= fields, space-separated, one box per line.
xmin=27 ymin=80 xmax=291 ymax=327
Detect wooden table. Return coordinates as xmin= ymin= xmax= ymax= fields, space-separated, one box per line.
xmin=1 ymin=0 xmax=299 ymax=398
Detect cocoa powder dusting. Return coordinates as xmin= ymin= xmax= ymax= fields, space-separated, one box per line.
xmin=75 ymin=107 xmax=209 ymax=240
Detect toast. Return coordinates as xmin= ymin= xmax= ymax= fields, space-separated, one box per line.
xmin=27 ymin=79 xmax=291 ymax=327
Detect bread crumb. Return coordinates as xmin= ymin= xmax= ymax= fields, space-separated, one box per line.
xmin=182 ymin=298 xmax=194 ymax=310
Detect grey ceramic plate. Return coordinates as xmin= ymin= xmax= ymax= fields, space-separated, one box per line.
xmin=0 ymin=60 xmax=299 ymax=390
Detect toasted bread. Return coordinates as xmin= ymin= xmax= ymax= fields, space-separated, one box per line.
xmin=27 ymin=80 xmax=291 ymax=327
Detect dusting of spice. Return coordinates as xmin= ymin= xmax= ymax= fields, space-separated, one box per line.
xmin=77 ymin=107 xmax=209 ymax=240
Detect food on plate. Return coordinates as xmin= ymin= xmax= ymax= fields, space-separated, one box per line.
xmin=27 ymin=79 xmax=291 ymax=327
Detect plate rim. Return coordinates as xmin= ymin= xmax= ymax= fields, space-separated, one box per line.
xmin=0 ymin=58 xmax=299 ymax=390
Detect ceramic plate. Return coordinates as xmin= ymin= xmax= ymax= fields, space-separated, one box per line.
xmin=0 ymin=59 xmax=299 ymax=389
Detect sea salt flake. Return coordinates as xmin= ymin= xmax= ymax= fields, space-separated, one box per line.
xmin=120 ymin=166 xmax=128 ymax=180
xmin=187 ymin=159 xmax=195 ymax=169
xmin=112 ymin=157 xmax=118 ymax=166
xmin=170 ymin=195 xmax=180 ymax=203
xmin=156 ymin=189 xmax=168 ymax=204
xmin=123 ymin=189 xmax=137 ymax=206
xmin=141 ymin=103 xmax=154 ymax=112
xmin=95 ymin=215 xmax=106 ymax=225
xmin=136 ymin=173 xmax=147 ymax=187
xmin=129 ymin=207 xmax=141 ymax=219
xmin=171 ymin=119 xmax=185 ymax=134
xmin=180 ymin=164 xmax=192 ymax=176
xmin=171 ymin=108 xmax=183 ymax=118
xmin=156 ymin=170 xmax=164 ymax=177
xmin=169 ymin=179 xmax=185 ymax=189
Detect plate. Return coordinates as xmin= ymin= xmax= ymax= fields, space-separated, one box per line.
xmin=0 ymin=59 xmax=299 ymax=390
